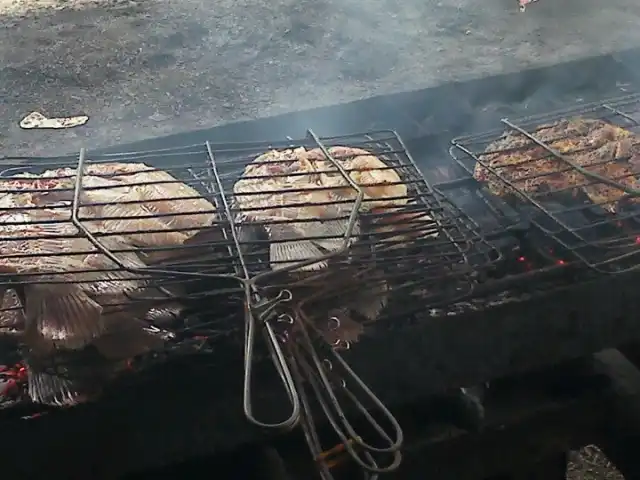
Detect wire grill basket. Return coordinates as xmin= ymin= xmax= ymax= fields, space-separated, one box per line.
xmin=0 ymin=150 xmax=245 ymax=408
xmin=0 ymin=129 xmax=488 ymax=479
xmin=204 ymin=129 xmax=486 ymax=478
xmin=450 ymin=93 xmax=640 ymax=274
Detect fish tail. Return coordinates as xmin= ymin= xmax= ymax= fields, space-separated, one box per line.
xmin=304 ymin=218 xmax=360 ymax=253
xmin=25 ymin=362 xmax=87 ymax=407
xmin=24 ymin=283 xmax=105 ymax=350
xmin=127 ymin=284 xmax=183 ymax=314
xmin=267 ymin=223 xmax=328 ymax=271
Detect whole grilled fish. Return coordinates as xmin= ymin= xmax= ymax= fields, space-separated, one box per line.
xmin=233 ymin=146 xmax=409 ymax=272
xmin=0 ymin=163 xmax=218 ymax=345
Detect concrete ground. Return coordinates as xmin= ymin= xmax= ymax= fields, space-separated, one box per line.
xmin=1 ymin=0 xmax=640 ymax=156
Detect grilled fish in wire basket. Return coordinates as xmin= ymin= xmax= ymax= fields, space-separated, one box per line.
xmin=202 ymin=129 xmax=483 ymax=478
xmin=0 ymin=152 xmax=251 ymax=409
xmin=450 ymin=94 xmax=640 ymax=274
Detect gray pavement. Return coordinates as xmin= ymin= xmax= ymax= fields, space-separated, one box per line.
xmin=1 ymin=0 xmax=639 ymax=155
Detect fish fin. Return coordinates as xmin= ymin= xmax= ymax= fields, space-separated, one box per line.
xmin=146 ymin=224 xmax=232 ymax=269
xmin=93 ymin=236 xmax=147 ymax=271
xmin=308 ymin=218 xmax=360 ymax=253
xmin=26 ymin=363 xmax=86 ymax=407
xmin=25 ymin=284 xmax=104 ymax=350
xmin=183 ymin=224 xmax=225 ymax=246
xmin=267 ymin=224 xmax=328 ymax=271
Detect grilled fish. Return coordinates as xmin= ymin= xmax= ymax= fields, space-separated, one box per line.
xmin=233 ymin=146 xmax=409 ymax=272
xmin=35 ymin=163 xmax=217 ymax=251
xmin=0 ymin=164 xmax=223 ymax=406
xmin=475 ymin=118 xmax=640 ymax=213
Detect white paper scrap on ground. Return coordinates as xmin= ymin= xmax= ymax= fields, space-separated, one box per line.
xmin=19 ymin=111 xmax=89 ymax=130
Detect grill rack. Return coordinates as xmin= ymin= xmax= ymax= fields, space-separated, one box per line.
xmin=450 ymin=93 xmax=640 ymax=274
xmin=202 ymin=129 xmax=488 ymax=478
xmin=0 ymin=129 xmax=492 ymax=479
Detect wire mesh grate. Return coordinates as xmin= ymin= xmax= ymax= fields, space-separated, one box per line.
xmin=0 ymin=129 xmax=491 ymax=478
xmin=450 ymin=93 xmax=640 ymax=274
xmin=204 ymin=129 xmax=490 ymax=479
